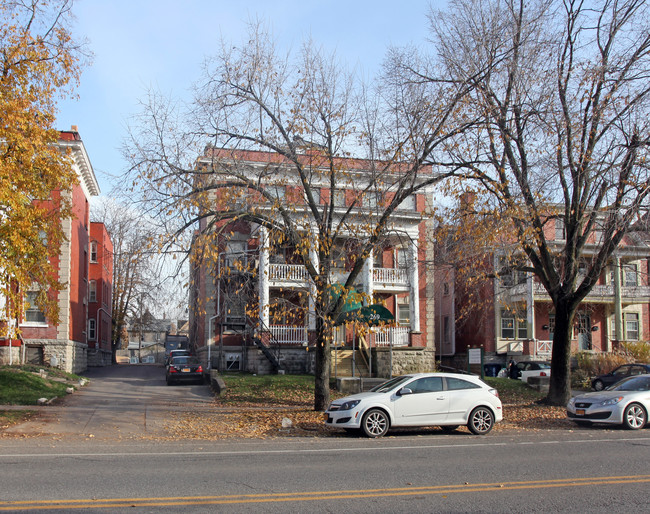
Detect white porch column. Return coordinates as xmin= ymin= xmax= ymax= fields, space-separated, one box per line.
xmin=362 ymin=249 xmax=374 ymax=306
xmin=527 ymin=273 xmax=535 ymax=339
xmin=308 ymin=246 xmax=319 ymax=330
xmin=408 ymin=240 xmax=420 ymax=332
xmin=258 ymin=227 xmax=270 ymax=329
xmin=613 ymin=256 xmax=623 ymax=348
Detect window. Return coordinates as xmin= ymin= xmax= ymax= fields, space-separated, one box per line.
xmin=555 ymin=217 xmax=565 ymax=240
xmin=409 ymin=376 xmax=443 ymax=393
xmin=366 ymin=192 xmax=384 ymax=209
xmin=443 ymin=282 xmax=450 ymax=295
xmin=548 ymin=314 xmax=555 ymax=340
xmin=497 ymin=257 xmax=526 ymax=287
xmin=624 ymin=312 xmax=639 ymax=341
xmin=398 ymin=303 xmax=410 ymax=326
xmin=501 ymin=313 xmax=515 ymax=339
xmin=397 ymin=247 xmax=408 ymax=269
xmin=267 ymin=185 xmax=285 ymax=201
xmin=446 ymin=377 xmax=481 ymax=390
xmin=89 ymin=280 xmax=97 ymax=302
xmin=88 ymin=319 xmax=96 ymax=340
xmin=623 ymin=264 xmax=638 ymax=286
xmin=333 ymin=189 xmax=346 ymax=207
xmin=398 ymin=195 xmax=416 ymax=211
xmin=24 ymin=292 xmax=46 ymax=324
xmin=90 ymin=241 xmax=98 ymax=263
xmin=373 ymin=249 xmax=383 ymax=268
xmin=500 ymin=310 xmax=527 ymax=339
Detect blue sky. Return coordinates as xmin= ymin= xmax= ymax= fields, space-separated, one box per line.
xmin=56 ymin=0 xmax=434 ymax=196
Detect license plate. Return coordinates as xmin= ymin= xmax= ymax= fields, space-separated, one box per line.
xmin=182 ymin=368 xmax=190 ymax=372
xmin=576 ymin=409 xmax=585 ymax=416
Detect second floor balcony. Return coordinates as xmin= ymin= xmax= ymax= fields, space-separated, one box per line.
xmin=505 ymin=281 xmax=650 ymax=303
xmin=265 ymin=263 xmax=410 ymax=292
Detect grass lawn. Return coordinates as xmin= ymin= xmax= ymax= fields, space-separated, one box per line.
xmin=0 ymin=365 xmax=84 ymax=405
xmin=217 ymin=373 xmax=343 ymax=406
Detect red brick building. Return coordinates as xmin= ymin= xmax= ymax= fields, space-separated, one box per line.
xmin=435 ymin=219 xmax=650 ymax=370
xmin=87 ymin=222 xmax=114 ymax=366
xmin=0 ymin=128 xmax=108 ymax=373
xmin=189 ymin=149 xmax=436 ymax=377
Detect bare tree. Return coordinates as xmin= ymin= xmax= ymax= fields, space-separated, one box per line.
xmin=92 ymin=199 xmax=178 ymax=361
xmin=396 ymin=0 xmax=650 ymax=404
xmin=124 ymin=23 xmax=466 ymax=410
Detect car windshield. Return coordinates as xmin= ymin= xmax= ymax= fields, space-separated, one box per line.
xmin=170 ymin=356 xmax=196 ymax=365
xmin=370 ymin=375 xmax=413 ymax=393
xmin=608 ymin=375 xmax=650 ymax=391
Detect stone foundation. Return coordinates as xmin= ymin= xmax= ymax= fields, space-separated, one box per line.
xmin=374 ymin=347 xmax=437 ymax=377
xmin=87 ymin=348 xmax=113 ymax=367
xmin=196 ymin=344 xmax=435 ymax=378
xmin=20 ymin=339 xmax=88 ymax=374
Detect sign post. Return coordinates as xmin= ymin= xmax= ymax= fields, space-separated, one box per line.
xmin=467 ymin=348 xmax=484 ymax=379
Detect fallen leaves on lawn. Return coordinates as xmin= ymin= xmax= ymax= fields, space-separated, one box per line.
xmin=164 ymin=407 xmax=331 ymax=440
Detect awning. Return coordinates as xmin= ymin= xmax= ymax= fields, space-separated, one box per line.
xmin=335 ymin=303 xmax=394 ymax=326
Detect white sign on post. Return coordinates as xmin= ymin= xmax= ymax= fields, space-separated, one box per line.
xmin=468 ymin=348 xmax=482 ymax=365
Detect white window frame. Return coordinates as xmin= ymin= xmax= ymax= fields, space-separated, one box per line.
xmin=89 ymin=280 xmax=97 ymax=303
xmin=90 ymin=241 xmax=98 ymax=263
xmin=22 ymin=291 xmax=47 ymax=326
xmin=88 ymin=318 xmax=96 ymax=340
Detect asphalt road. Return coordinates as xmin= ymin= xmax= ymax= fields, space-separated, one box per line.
xmin=1 ymin=365 xmax=649 ymax=513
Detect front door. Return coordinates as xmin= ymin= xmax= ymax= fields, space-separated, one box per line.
xmin=576 ymin=313 xmax=591 ymax=351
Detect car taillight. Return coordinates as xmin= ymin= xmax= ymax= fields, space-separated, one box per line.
xmin=169 ymin=367 xmax=177 ymax=373
xmin=197 ymin=365 xmax=203 ymax=373
xmin=489 ymin=388 xmax=499 ymax=397
xmin=540 ymin=372 xmax=547 ymax=376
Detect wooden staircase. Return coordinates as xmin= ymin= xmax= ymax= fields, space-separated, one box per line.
xmin=331 ymin=348 xmax=370 ymax=377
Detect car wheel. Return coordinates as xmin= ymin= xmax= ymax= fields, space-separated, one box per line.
xmin=440 ymin=425 xmax=459 ymax=433
xmin=592 ymin=379 xmax=604 ymax=391
xmin=467 ymin=407 xmax=494 ymax=435
xmin=361 ymin=409 xmax=389 ymax=438
xmin=622 ymin=403 xmax=647 ymax=430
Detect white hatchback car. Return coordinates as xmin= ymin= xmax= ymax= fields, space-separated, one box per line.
xmin=324 ymin=373 xmax=503 ymax=437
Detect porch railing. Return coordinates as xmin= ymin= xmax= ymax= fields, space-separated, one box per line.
xmin=269 ymin=263 xmax=309 ymax=283
xmin=535 ymin=339 xmax=552 ymax=358
xmin=270 ymin=325 xmax=308 ymax=345
xmin=371 ymin=326 xmax=410 ymax=347
xmin=373 ymin=267 xmax=408 ymax=286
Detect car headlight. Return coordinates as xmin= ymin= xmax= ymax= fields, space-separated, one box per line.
xmin=600 ymin=396 xmax=624 ymax=406
xmin=339 ymin=399 xmax=361 ymax=411
xmin=567 ymin=398 xmax=575 ymax=408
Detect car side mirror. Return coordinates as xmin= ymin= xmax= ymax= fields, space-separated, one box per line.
xmin=397 ymin=387 xmax=413 ymax=396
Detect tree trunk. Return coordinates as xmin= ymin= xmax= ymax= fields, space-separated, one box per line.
xmin=313 ymin=316 xmax=331 ymax=411
xmin=545 ymin=301 xmax=576 ymax=405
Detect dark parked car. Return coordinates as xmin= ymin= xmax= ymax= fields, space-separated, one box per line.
xmin=591 ymin=363 xmax=650 ymax=391
xmin=165 ymin=349 xmax=191 ymax=367
xmin=166 ymin=356 xmax=204 ymax=385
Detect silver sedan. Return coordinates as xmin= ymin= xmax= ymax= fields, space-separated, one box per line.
xmin=567 ymin=374 xmax=650 ymax=430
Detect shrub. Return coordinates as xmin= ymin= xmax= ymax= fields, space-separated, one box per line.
xmin=619 ymin=341 xmax=650 ymax=362
xmin=574 ymin=351 xmax=630 ymax=378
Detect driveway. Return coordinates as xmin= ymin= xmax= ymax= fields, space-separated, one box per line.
xmin=4 ymin=364 xmax=214 ymax=440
